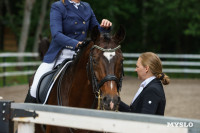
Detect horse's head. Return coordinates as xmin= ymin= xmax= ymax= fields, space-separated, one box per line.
xmin=38 ymin=35 xmax=50 ymax=60
xmin=88 ymin=26 xmax=126 ymax=111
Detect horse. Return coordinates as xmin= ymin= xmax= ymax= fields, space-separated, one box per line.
xmin=34 ymin=25 xmax=126 ymax=133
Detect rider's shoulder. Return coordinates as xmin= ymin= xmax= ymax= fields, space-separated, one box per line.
xmin=51 ymin=1 xmax=65 ymax=8
xmin=81 ymin=1 xmax=91 ymax=8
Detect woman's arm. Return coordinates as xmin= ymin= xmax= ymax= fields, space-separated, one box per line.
xmin=50 ymin=3 xmax=79 ymax=50
xmin=119 ymin=101 xmax=130 ymax=112
xmin=140 ymin=89 xmax=160 ymax=114
xmin=89 ymin=7 xmax=112 ymax=32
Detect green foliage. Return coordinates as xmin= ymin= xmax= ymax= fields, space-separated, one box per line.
xmin=3 ymin=0 xmax=24 ymax=41
xmin=2 ymin=0 xmax=200 ymax=53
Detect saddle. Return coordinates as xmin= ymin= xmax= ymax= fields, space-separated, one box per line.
xmin=36 ymin=59 xmax=72 ymax=104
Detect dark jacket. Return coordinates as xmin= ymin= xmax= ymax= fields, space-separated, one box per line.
xmin=43 ymin=0 xmax=109 ymax=63
xmin=119 ymin=78 xmax=166 ymax=115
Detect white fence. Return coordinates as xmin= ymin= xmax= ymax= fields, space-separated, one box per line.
xmin=0 ymin=52 xmax=200 ymax=85
xmin=0 ymin=52 xmax=40 ymax=77
xmin=123 ymin=53 xmax=200 ymax=74
xmin=0 ymin=101 xmax=200 ymax=133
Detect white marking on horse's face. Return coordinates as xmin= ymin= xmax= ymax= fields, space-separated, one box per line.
xmin=111 ymin=81 xmax=113 ymax=90
xmin=103 ymin=52 xmax=116 ymax=63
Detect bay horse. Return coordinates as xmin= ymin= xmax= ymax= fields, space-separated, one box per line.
xmin=35 ymin=25 xmax=126 ymax=133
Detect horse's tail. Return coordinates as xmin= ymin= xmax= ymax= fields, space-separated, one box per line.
xmin=38 ymin=35 xmax=50 ymax=60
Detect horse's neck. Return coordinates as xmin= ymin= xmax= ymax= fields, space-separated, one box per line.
xmin=73 ymin=43 xmax=92 ymax=72
xmin=62 ymin=42 xmax=95 ymax=108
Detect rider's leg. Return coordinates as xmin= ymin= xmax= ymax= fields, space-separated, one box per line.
xmin=24 ymin=49 xmax=75 ymax=103
xmin=30 ymin=62 xmax=55 ymax=97
xmin=25 ymin=62 xmax=55 ymax=103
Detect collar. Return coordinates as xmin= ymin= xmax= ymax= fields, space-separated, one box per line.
xmin=140 ymin=76 xmax=156 ymax=88
xmin=68 ymin=0 xmax=80 ymax=7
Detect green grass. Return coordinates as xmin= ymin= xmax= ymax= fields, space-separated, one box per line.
xmin=0 ymin=75 xmax=30 ymax=87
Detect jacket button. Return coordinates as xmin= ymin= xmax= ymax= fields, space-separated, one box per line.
xmin=83 ymin=21 xmax=86 ymax=24
xmin=75 ymin=22 xmax=77 ymax=24
xmin=82 ymin=31 xmax=85 ymax=34
xmin=74 ymin=32 xmax=77 ymax=35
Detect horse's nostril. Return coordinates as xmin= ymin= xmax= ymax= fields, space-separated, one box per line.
xmin=103 ymin=97 xmax=107 ymax=102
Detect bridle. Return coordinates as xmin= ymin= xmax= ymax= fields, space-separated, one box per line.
xmin=87 ymin=44 xmax=124 ymax=110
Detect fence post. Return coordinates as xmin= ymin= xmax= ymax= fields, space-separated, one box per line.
xmin=18 ymin=123 xmax=35 ymax=133
xmin=3 ymin=57 xmax=6 ymax=86
xmin=0 ymin=100 xmax=14 ymax=133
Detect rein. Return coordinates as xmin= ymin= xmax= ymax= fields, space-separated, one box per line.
xmin=88 ymin=45 xmax=124 ymax=110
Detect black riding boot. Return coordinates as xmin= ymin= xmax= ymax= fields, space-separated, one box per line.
xmin=24 ymin=90 xmax=37 ymax=103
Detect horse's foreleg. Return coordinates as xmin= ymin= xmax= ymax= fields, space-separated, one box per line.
xmin=35 ymin=124 xmax=45 ymax=133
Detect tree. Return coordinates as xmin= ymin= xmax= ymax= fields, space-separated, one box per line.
xmin=0 ymin=0 xmax=3 ymax=51
xmin=33 ymin=0 xmax=48 ymax=52
xmin=18 ymin=0 xmax=35 ymax=54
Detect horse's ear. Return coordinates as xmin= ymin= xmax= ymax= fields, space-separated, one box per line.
xmin=113 ymin=25 xmax=126 ymax=44
xmin=91 ymin=25 xmax=100 ymax=42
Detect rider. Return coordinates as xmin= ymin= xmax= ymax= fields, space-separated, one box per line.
xmin=24 ymin=0 xmax=112 ymax=103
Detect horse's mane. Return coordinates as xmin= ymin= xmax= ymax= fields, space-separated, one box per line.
xmin=71 ymin=39 xmax=92 ymax=67
xmin=71 ymin=32 xmax=112 ymax=67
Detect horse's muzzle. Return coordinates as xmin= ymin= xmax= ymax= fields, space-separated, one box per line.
xmin=102 ymin=95 xmax=120 ymax=111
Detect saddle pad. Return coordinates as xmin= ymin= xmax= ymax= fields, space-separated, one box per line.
xmin=36 ymin=59 xmax=72 ymax=104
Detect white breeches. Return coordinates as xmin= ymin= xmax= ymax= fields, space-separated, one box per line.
xmin=30 ymin=49 xmax=75 ymax=98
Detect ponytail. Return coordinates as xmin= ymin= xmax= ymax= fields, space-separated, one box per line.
xmin=156 ymin=73 xmax=170 ymax=85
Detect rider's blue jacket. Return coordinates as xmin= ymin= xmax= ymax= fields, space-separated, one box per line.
xmin=43 ymin=0 xmax=110 ymax=63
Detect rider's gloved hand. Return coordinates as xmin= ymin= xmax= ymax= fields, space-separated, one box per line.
xmin=76 ymin=41 xmax=83 ymax=48
xmin=75 ymin=39 xmax=90 ymax=52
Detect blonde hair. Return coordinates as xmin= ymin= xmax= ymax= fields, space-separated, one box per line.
xmin=139 ymin=52 xmax=170 ymax=85
xmin=62 ymin=0 xmax=65 ymax=4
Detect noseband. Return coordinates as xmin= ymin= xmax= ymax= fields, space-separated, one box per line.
xmin=87 ymin=45 xmax=124 ymax=109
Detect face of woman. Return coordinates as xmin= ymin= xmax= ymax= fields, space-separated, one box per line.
xmin=135 ymin=57 xmax=147 ymax=81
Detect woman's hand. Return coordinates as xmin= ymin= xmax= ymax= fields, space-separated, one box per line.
xmin=100 ymin=19 xmax=112 ymax=29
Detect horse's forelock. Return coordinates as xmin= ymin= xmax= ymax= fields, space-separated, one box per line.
xmin=102 ymin=33 xmax=111 ymax=42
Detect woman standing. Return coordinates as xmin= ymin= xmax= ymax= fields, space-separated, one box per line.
xmin=24 ymin=0 xmax=112 ymax=103
xmin=119 ymin=52 xmax=170 ymax=115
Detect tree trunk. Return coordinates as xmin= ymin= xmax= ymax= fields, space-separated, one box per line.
xmin=4 ymin=0 xmax=18 ymax=39
xmin=18 ymin=0 xmax=35 ymax=55
xmin=0 ymin=0 xmax=3 ymax=50
xmin=142 ymin=0 xmax=148 ymax=48
xmin=33 ymin=0 xmax=48 ymax=52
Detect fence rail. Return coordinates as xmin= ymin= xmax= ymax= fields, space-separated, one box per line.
xmin=1 ymin=52 xmax=200 ymax=86
xmin=123 ymin=53 xmax=200 ymax=74
xmin=123 ymin=53 xmax=200 ymax=59
xmin=0 ymin=101 xmax=200 ymax=133
xmin=0 ymin=52 xmax=39 ymax=57
xmin=0 ymin=52 xmax=40 ymax=86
